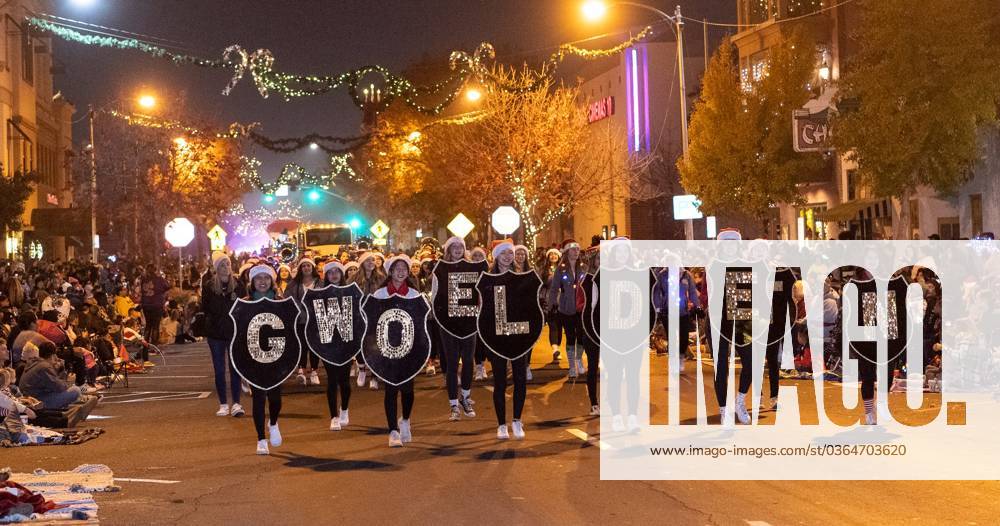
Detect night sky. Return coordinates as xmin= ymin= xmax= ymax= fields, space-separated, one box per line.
xmin=50 ymin=0 xmax=734 ymax=223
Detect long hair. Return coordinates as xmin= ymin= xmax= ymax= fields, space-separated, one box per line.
xmin=513 ymin=247 xmax=532 ymax=273
xmin=292 ymin=260 xmax=319 ymax=285
xmin=210 ymin=261 xmax=235 ymax=296
xmin=349 ymin=263 xmax=386 ymax=295
xmin=557 ymin=249 xmax=584 ymax=278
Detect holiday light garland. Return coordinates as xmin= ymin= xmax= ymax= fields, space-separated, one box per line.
xmin=28 ymin=16 xmax=655 ymax=113
xmin=224 ymin=200 xmax=304 ymax=237
xmin=237 ymin=154 xmax=356 ymax=195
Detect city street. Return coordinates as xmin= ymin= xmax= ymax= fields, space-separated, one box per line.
xmin=6 ymin=338 xmax=999 ymax=525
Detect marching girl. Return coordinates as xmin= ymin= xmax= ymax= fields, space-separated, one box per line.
xmin=514 ymin=245 xmax=536 ymax=381
xmin=246 ymin=265 xmax=284 ymax=455
xmin=539 ymin=248 xmax=563 ymax=362
xmin=350 ymin=252 xmax=386 ymax=390
xmin=344 ymin=261 xmax=360 ymax=283
xmin=547 ymin=240 xmax=585 ymax=378
xmin=417 ymin=257 xmax=441 ymax=376
xmin=469 ymin=247 xmax=490 ymax=380
xmin=285 ymin=257 xmax=322 ymax=386
xmin=374 ymin=255 xmax=421 ymax=447
xmin=581 ymin=247 xmax=601 ymax=416
xmin=431 ymin=237 xmax=478 ymax=421
xmin=275 ymin=264 xmax=292 ymax=297
xmin=487 ymin=242 xmax=528 ymax=440
xmin=200 ymin=252 xmax=247 ymax=418
xmin=321 ymin=261 xmax=353 ymax=431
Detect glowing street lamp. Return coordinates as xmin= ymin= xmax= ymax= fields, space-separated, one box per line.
xmin=137 ymin=94 xmax=157 ymax=110
xmin=309 ymin=142 xmax=319 ymax=150
xmin=581 ymin=0 xmax=608 ymax=21
xmin=465 ymin=87 xmax=482 ymax=103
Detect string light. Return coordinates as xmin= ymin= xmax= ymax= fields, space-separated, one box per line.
xmin=224 ymin=200 xmax=303 ymax=237
xmin=237 ymin=154 xmax=354 ymax=194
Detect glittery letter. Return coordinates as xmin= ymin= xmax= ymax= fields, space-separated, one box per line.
xmin=725 ymin=271 xmax=753 ymax=321
xmin=448 ymin=272 xmax=480 ymax=317
xmin=494 ymin=286 xmax=528 ymax=335
xmin=610 ymin=280 xmax=642 ymax=329
xmin=313 ymin=297 xmax=353 ymax=344
xmin=377 ymin=308 xmax=414 ymax=359
xmin=248 ymin=312 xmax=285 ymax=363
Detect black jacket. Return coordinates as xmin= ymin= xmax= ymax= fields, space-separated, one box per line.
xmin=200 ymin=272 xmax=246 ymax=341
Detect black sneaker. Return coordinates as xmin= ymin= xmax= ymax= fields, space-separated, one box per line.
xmin=460 ymin=397 xmax=476 ymax=418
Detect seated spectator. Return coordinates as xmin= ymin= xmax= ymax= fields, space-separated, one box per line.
xmin=1 ymin=366 xmax=34 ymax=444
xmin=19 ymin=342 xmax=84 ymax=410
xmin=9 ymin=312 xmax=51 ymax=365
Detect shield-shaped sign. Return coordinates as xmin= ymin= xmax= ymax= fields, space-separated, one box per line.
xmin=475 ymin=271 xmax=544 ymax=361
xmin=361 ymin=294 xmax=431 ymax=386
xmin=303 ymin=283 xmax=368 ymax=366
xmin=596 ymin=268 xmax=657 ymax=355
xmin=229 ymin=297 xmax=302 ymax=390
xmin=432 ymin=259 xmax=488 ymax=339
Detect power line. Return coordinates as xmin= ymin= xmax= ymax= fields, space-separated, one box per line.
xmin=679 ymin=0 xmax=856 ymax=29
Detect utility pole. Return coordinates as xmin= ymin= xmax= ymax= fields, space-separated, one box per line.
xmin=675 ymin=5 xmax=694 ymax=241
xmin=88 ymin=105 xmax=99 ymax=261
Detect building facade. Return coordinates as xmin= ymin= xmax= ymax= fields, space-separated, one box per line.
xmin=733 ymin=0 xmax=998 ymax=240
xmin=1 ymin=0 xmax=76 ymax=261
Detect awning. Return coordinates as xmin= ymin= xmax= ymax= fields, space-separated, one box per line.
xmin=816 ymin=199 xmax=889 ymax=223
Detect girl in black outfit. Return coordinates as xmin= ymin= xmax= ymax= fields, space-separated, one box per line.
xmin=245 ymin=265 xmax=284 ymax=455
xmin=321 ymin=261 xmax=352 ymax=431
xmin=487 ymin=242 xmax=527 ymax=440
xmin=285 ymin=258 xmax=321 ymax=386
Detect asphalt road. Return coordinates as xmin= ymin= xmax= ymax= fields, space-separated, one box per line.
xmin=5 ymin=339 xmax=999 ymax=525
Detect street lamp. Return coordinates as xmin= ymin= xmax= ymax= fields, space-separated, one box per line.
xmin=582 ymin=0 xmax=694 ymax=240
xmin=465 ymin=87 xmax=482 ymax=102
xmin=309 ymin=142 xmax=319 ymax=150
xmin=173 ymin=136 xmax=188 ymax=148
xmin=137 ymin=94 xmax=156 ymax=110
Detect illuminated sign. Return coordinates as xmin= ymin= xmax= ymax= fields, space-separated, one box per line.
xmin=587 ymin=96 xmax=615 ymax=124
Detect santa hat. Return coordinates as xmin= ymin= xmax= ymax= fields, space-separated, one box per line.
xmin=384 ymin=254 xmax=412 ymax=274
xmin=295 ymin=257 xmax=316 ymax=272
xmin=561 ymin=239 xmax=580 ymax=250
xmin=514 ymin=244 xmax=530 ymax=255
xmin=211 ymin=251 xmax=229 ymax=268
xmin=277 ymin=263 xmax=291 ymax=276
xmin=323 ymin=261 xmax=345 ymax=277
xmin=358 ymin=251 xmax=382 ymax=267
xmin=545 ymin=248 xmax=562 ymax=259
xmin=469 ymin=247 xmax=488 ymax=261
xmin=344 ymin=261 xmax=359 ymax=272
xmin=442 ymin=236 xmax=466 ymax=253
xmin=492 ymin=241 xmax=515 ymax=260
xmin=248 ymin=264 xmax=277 ymax=282
xmin=717 ymin=229 xmax=742 ymax=241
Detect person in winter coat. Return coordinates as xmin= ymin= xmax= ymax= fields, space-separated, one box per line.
xmin=201 ymin=252 xmax=247 ymax=417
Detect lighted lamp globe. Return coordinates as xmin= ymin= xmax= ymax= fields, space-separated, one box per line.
xmin=138 ymin=94 xmax=156 ymax=109
xmin=465 ymin=88 xmax=482 ymax=102
xmin=164 ymin=217 xmax=195 ymax=248
xmin=491 ymin=206 xmax=521 ymax=236
xmin=582 ymin=0 xmax=608 ymax=21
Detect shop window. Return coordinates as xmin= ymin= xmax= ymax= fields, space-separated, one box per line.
xmin=938 ymin=217 xmax=960 ymax=240
xmin=798 ymin=204 xmax=827 ymax=240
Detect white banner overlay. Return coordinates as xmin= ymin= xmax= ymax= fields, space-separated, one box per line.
xmin=598 ymin=240 xmax=1000 ymax=480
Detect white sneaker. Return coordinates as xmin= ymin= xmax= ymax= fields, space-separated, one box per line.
xmin=256 ymin=440 xmax=269 ymax=455
xmin=497 ymin=424 xmax=510 ymax=440
xmin=269 ymin=424 xmax=282 ymax=447
xmin=611 ymin=415 xmax=625 ymax=432
xmin=474 ymin=364 xmax=486 ymax=380
xmin=769 ymin=397 xmax=779 ymax=411
xmin=568 ymin=361 xmax=578 ymax=378
xmin=399 ymin=419 xmax=412 ymax=442
xmin=864 ymin=411 xmax=877 ymax=425
xmin=296 ymin=370 xmax=307 ymax=385
xmin=241 ymin=381 xmax=251 ymax=394
xmin=357 ymin=368 xmax=367 ymax=387
xmin=589 ymin=404 xmax=600 ymax=416
xmin=511 ymin=419 xmax=525 ymax=440
xmin=627 ymin=414 xmax=640 ymax=432
xmin=734 ymin=396 xmax=750 ymax=424
xmin=230 ymin=403 xmax=245 ymax=417
xmin=350 ymin=362 xmax=358 ymax=377
xmin=339 ymin=409 xmax=349 ymax=427
xmin=330 ymin=417 xmax=341 ymax=431
xmin=389 ymin=430 xmax=403 ymax=447
xmin=525 ymin=366 xmax=533 ymax=381
xmin=216 ymin=404 xmax=229 ymax=417
xmin=577 ymin=358 xmax=586 ymax=375
xmin=720 ymin=407 xmax=734 ymax=427
xmin=369 ymin=377 xmax=379 ymax=390
xmin=308 ymin=370 xmax=320 ymax=386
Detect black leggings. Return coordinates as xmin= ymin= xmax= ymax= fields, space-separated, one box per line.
xmin=583 ymin=340 xmax=600 ymax=406
xmin=559 ymin=312 xmax=580 ymax=349
xmin=251 ymin=387 xmax=282 ymax=440
xmin=856 ymin=343 xmax=878 ymax=401
xmin=384 ymin=381 xmax=414 ymax=431
xmin=715 ymin=340 xmax=753 ymax=407
xmin=323 ymin=361 xmax=352 ymax=417
xmin=441 ymin=331 xmax=475 ymax=401
xmin=547 ymin=311 xmax=563 ymax=346
xmin=474 ymin=336 xmax=486 ymax=366
xmin=142 ymin=307 xmax=162 ymax=344
xmin=489 ymin=354 xmax=527 ymax=425
xmin=297 ymin=326 xmax=320 ymax=370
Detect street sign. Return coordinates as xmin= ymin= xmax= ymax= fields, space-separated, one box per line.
xmin=373 ymin=237 xmax=387 ymax=246
xmin=672 ymin=195 xmax=703 ymax=220
xmin=793 ymin=108 xmax=833 ymax=153
xmin=207 ymin=225 xmax=228 ymax=251
xmin=370 ymin=219 xmax=390 ymax=239
xmin=448 ymin=213 xmax=474 ymax=238
xmin=164 ymin=218 xmax=195 ymax=248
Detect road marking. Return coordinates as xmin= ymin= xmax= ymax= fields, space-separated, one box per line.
xmin=101 ymin=391 xmax=212 ymax=403
xmin=85 ymin=415 xmax=115 ymax=420
xmin=126 ymin=375 xmax=208 ymax=379
xmin=114 ymin=478 xmax=181 ymax=484
xmin=567 ymin=428 xmax=611 ymax=450
xmin=746 ymin=521 xmax=773 ymax=526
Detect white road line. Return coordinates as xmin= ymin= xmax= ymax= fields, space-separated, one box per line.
xmin=745 ymin=521 xmax=773 ymax=526
xmin=85 ymin=415 xmax=115 ymax=420
xmin=126 ymin=375 xmax=208 ymax=379
xmin=101 ymin=391 xmax=212 ymax=404
xmin=114 ymin=478 xmax=181 ymax=484
xmin=567 ymin=428 xmax=611 ymax=450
